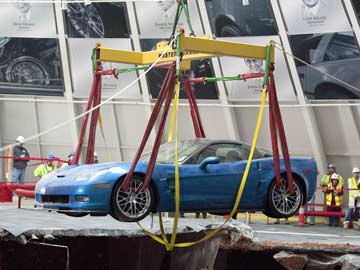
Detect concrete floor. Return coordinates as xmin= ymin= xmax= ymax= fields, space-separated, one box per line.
xmin=1 ymin=198 xmax=360 ymax=248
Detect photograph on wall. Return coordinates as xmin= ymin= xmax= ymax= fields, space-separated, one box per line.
xmin=0 ymin=2 xmax=57 ymax=38
xmin=0 ymin=37 xmax=64 ymax=95
xmin=279 ymin=0 xmax=351 ymax=35
xmin=205 ymin=0 xmax=277 ymax=37
xmin=290 ymin=32 xmax=360 ymax=99
xmin=135 ymin=1 xmax=203 ymax=38
xmin=64 ymin=2 xmax=130 ymax=38
xmin=219 ymin=36 xmax=295 ymax=101
xmin=68 ymin=38 xmax=141 ymax=98
xmin=140 ymin=39 xmax=218 ymax=99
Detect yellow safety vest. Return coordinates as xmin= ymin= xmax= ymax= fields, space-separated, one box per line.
xmin=325 ymin=182 xmax=343 ymax=206
xmin=348 ymin=177 xmax=360 ymax=207
xmin=34 ymin=163 xmax=56 ymax=178
xmin=321 ymin=173 xmax=344 ymax=187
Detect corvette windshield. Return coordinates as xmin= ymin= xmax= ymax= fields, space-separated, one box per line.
xmin=140 ymin=139 xmax=209 ymax=164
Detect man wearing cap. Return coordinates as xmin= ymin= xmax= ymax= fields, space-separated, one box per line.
xmin=12 ymin=135 xmax=30 ymax=184
xmin=344 ymin=167 xmax=360 ymax=229
xmin=320 ymin=164 xmax=344 ymax=191
xmin=34 ymin=154 xmax=56 ymax=180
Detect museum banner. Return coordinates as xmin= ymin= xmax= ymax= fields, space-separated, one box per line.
xmin=68 ymin=38 xmax=141 ymax=99
xmin=205 ymin=0 xmax=277 ymax=37
xmin=135 ymin=1 xmax=203 ymax=38
xmin=219 ymin=36 xmax=295 ymax=101
xmin=0 ymin=1 xmax=57 ymax=38
xmin=140 ymin=39 xmax=218 ymax=100
xmin=64 ymin=2 xmax=130 ymax=38
xmin=0 ymin=37 xmax=64 ymax=96
xmin=279 ymin=0 xmax=351 ymax=35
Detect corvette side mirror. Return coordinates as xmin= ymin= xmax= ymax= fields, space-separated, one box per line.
xmin=199 ymin=156 xmax=220 ymax=170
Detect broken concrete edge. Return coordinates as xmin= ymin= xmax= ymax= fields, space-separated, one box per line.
xmin=220 ymin=237 xmax=360 ymax=254
xmin=0 ymin=224 xmax=254 ymax=247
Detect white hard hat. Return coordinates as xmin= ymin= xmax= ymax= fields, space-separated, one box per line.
xmin=353 ymin=167 xmax=360 ymax=173
xmin=16 ymin=136 xmax=25 ymax=143
xmin=94 ymin=152 xmax=98 ymax=157
xmin=331 ymin=173 xmax=339 ymax=180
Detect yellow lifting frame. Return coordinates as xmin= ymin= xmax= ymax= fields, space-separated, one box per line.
xmin=95 ymin=33 xmax=274 ymax=70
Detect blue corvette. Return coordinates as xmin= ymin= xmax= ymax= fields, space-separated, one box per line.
xmin=35 ymin=139 xmax=317 ymax=222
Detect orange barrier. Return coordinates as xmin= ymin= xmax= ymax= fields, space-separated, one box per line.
xmin=0 ymin=183 xmax=35 ymax=203
xmin=15 ymin=189 xmax=35 ymax=209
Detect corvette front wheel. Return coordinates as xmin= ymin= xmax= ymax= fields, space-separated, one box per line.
xmin=110 ymin=176 xmax=155 ymax=222
xmin=264 ymin=176 xmax=303 ymax=218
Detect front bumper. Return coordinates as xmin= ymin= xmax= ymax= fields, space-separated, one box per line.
xmin=35 ymin=183 xmax=111 ymax=212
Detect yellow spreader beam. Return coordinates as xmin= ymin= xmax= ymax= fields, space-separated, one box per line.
xmin=95 ymin=32 xmax=274 ymax=71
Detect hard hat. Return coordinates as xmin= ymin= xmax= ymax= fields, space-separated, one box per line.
xmin=331 ymin=173 xmax=339 ymax=180
xmin=94 ymin=152 xmax=98 ymax=157
xmin=353 ymin=167 xmax=360 ymax=173
xmin=47 ymin=154 xmax=55 ymax=159
xmin=68 ymin=151 xmax=75 ymax=158
xmin=16 ymin=136 xmax=25 ymax=143
xmin=328 ymin=164 xmax=336 ymax=169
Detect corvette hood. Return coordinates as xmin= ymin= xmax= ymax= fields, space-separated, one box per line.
xmin=36 ymin=162 xmax=143 ymax=187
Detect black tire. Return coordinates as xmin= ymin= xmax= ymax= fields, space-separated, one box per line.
xmin=110 ymin=175 xmax=155 ymax=222
xmin=220 ymin=24 xmax=243 ymax=37
xmin=264 ymin=176 xmax=304 ymax=218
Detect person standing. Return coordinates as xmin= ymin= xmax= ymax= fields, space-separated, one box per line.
xmin=94 ymin=152 xmax=99 ymax=164
xmin=34 ymin=154 xmax=56 ymax=179
xmin=12 ymin=136 xmax=30 ymax=184
xmin=320 ymin=164 xmax=344 ymax=190
xmin=344 ymin=167 xmax=360 ymax=229
xmin=325 ymin=173 xmax=343 ymax=227
xmin=60 ymin=151 xmax=75 ymax=168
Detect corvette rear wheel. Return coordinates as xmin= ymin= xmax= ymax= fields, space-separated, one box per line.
xmin=110 ymin=176 xmax=154 ymax=222
xmin=265 ymin=176 xmax=303 ymax=218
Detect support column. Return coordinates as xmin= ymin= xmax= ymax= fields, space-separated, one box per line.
xmin=194 ymin=0 xmax=241 ymax=140
xmin=126 ymin=2 xmax=157 ymax=143
xmin=53 ymin=3 xmax=80 ymax=153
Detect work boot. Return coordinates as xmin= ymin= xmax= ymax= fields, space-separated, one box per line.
xmin=353 ymin=222 xmax=359 ymax=230
xmin=343 ymin=221 xmax=350 ymax=229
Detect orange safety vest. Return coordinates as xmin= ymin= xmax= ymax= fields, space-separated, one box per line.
xmin=326 ymin=182 xmax=343 ymax=206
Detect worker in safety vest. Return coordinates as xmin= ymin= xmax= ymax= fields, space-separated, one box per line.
xmin=325 ymin=173 xmax=344 ymax=227
xmin=320 ymin=164 xmax=344 ymax=191
xmin=34 ymin=154 xmax=56 ymax=179
xmin=60 ymin=151 xmax=75 ymax=168
xmin=344 ymin=167 xmax=360 ymax=229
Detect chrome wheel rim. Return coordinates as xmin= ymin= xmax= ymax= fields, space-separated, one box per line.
xmin=116 ymin=179 xmax=151 ymax=218
xmin=271 ymin=177 xmax=302 ymax=215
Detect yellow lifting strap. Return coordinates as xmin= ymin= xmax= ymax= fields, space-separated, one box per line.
xmin=97 ymin=113 xmax=111 ymax=162
xmin=136 ymin=78 xmax=267 ymax=251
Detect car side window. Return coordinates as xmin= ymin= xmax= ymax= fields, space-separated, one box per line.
xmin=195 ymin=144 xmax=244 ymax=164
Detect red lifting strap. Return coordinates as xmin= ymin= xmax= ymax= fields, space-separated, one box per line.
xmin=184 ymin=80 xmax=205 ymax=138
xmin=268 ymin=70 xmax=294 ymax=193
xmin=121 ymin=64 xmax=176 ymax=191
xmin=73 ymin=70 xmax=101 ymax=165
xmin=142 ymin=73 xmax=177 ymax=191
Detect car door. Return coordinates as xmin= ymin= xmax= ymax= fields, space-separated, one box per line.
xmin=179 ymin=143 xmax=247 ymax=211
